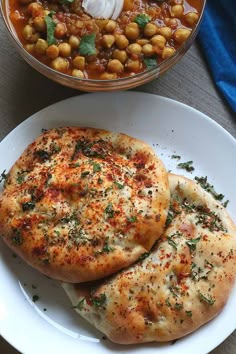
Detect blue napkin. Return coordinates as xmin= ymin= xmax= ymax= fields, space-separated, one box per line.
xmin=198 ymin=0 xmax=236 ymax=112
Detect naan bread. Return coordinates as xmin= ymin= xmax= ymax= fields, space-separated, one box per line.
xmin=0 ymin=127 xmax=169 ymax=282
xmin=63 ymin=174 xmax=236 ymax=343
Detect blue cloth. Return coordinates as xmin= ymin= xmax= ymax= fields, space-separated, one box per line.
xmin=198 ymin=0 xmax=236 ymax=112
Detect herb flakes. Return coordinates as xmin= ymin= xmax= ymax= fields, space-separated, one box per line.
xmin=177 ymin=161 xmax=195 ymax=172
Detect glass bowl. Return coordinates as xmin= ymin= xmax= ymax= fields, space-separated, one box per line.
xmin=0 ymin=0 xmax=206 ymax=92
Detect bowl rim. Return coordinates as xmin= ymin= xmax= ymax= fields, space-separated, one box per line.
xmin=0 ymin=0 xmax=206 ymax=85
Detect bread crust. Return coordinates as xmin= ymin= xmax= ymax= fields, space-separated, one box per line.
xmin=63 ymin=174 xmax=236 ymax=343
xmin=0 ymin=127 xmax=169 ymax=282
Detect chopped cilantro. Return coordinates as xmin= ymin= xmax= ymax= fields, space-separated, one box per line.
xmin=134 ymin=14 xmax=150 ymax=28
xmin=167 ymin=235 xmax=178 ymax=250
xmin=137 ymin=251 xmax=150 ymax=262
xmin=60 ymin=0 xmax=74 ymax=4
xmin=45 ymin=12 xmax=56 ymax=46
xmin=81 ymin=171 xmax=90 ymax=178
xmin=171 ymin=155 xmax=181 ymax=160
xmin=186 ymin=237 xmax=201 ymax=252
xmin=144 ymin=57 xmax=157 ymax=70
xmin=0 ymin=169 xmax=8 ymax=183
xmin=79 ymin=33 xmax=96 ymax=56
xmin=127 ymin=216 xmax=137 ymax=223
xmin=34 ymin=150 xmax=51 ymax=162
xmin=12 ymin=229 xmax=23 ymax=246
xmin=177 ymin=161 xmax=195 ymax=172
xmin=194 ymin=176 xmax=224 ymax=201
xmin=98 ymin=177 xmax=103 ymax=184
xmin=199 ymin=292 xmax=215 ymax=305
xmin=114 ymin=181 xmax=124 ymax=189
xmin=22 ymin=201 xmax=35 ymax=211
xmin=90 ymin=293 xmax=106 ymax=307
xmin=105 ymin=202 xmax=114 ymax=218
xmin=175 ymin=303 xmax=183 ymax=310
xmin=73 ymin=298 xmax=85 ymax=311
xmin=102 ymin=238 xmax=114 ymax=253
xmin=222 ymin=200 xmax=229 ymax=208
xmin=92 ymin=162 xmax=101 ymax=173
xmin=185 ymin=310 xmax=192 ymax=317
xmin=32 ymin=295 xmax=39 ymax=302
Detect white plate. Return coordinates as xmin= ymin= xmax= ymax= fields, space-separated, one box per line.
xmin=0 ymin=92 xmax=235 ymax=354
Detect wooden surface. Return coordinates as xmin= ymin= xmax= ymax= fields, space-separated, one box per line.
xmin=0 ymin=15 xmax=235 ymax=354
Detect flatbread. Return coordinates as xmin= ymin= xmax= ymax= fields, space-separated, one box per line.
xmin=63 ymin=174 xmax=236 ymax=343
xmin=0 ymin=127 xmax=169 ymax=282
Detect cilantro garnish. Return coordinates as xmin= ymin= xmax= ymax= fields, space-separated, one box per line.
xmin=127 ymin=216 xmax=137 ymax=223
xmin=79 ymin=33 xmax=96 ymax=56
xmin=194 ymin=176 xmax=224 ymax=201
xmin=186 ymin=237 xmax=201 ymax=252
xmin=105 ymin=202 xmax=114 ymax=218
xmin=177 ymin=160 xmax=195 ymax=172
xmin=22 ymin=201 xmax=35 ymax=211
xmin=73 ymin=298 xmax=85 ymax=311
xmin=90 ymin=293 xmax=106 ymax=307
xmin=60 ymin=0 xmax=74 ymax=4
xmin=92 ymin=162 xmax=101 ymax=173
xmin=114 ymin=181 xmax=124 ymax=189
xmin=144 ymin=57 xmax=157 ymax=70
xmin=134 ymin=14 xmax=150 ymax=28
xmin=199 ymin=292 xmax=215 ymax=305
xmin=45 ymin=11 xmax=56 ymax=46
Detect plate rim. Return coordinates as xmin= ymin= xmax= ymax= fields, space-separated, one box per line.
xmin=0 ymin=91 xmax=235 ymax=354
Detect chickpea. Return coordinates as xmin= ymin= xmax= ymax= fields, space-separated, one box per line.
xmin=112 ymin=49 xmax=128 ymax=64
xmin=28 ymin=2 xmax=43 ymax=18
xmin=58 ymin=43 xmax=71 ymax=57
xmin=170 ymin=5 xmax=184 ymax=18
xmin=72 ymin=69 xmax=84 ymax=78
xmin=144 ymin=23 xmax=157 ymax=37
xmin=159 ymin=27 xmax=172 ymax=40
xmin=125 ymin=59 xmax=141 ymax=72
xmin=107 ymin=59 xmax=124 ymax=73
xmin=136 ymin=39 xmax=149 ymax=46
xmin=69 ymin=35 xmax=80 ymax=49
xmin=51 ymin=57 xmax=69 ymax=72
xmin=125 ymin=23 xmax=140 ymax=41
xmin=174 ymin=28 xmax=191 ymax=43
xmin=54 ymin=23 xmax=67 ymax=39
xmin=22 ymin=24 xmax=33 ymax=40
xmin=162 ymin=46 xmax=175 ymax=59
xmin=75 ymin=20 xmax=84 ymax=29
xmin=100 ymin=72 xmax=118 ymax=80
xmin=35 ymin=38 xmax=48 ymax=54
xmin=150 ymin=35 xmax=166 ymax=49
xmin=128 ymin=43 xmax=142 ymax=56
xmin=22 ymin=24 xmax=39 ymax=43
xmin=115 ymin=34 xmax=129 ymax=49
xmin=33 ymin=16 xmax=46 ymax=32
xmin=46 ymin=45 xmax=59 ymax=59
xmin=24 ymin=43 xmax=35 ymax=53
xmin=142 ymin=44 xmax=154 ymax=57
xmin=105 ymin=20 xmax=117 ymax=33
xmin=102 ymin=34 xmax=115 ymax=48
xmin=185 ymin=12 xmax=199 ymax=26
xmin=73 ymin=56 xmax=86 ymax=70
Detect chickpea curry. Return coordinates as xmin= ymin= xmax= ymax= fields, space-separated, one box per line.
xmin=9 ymin=0 xmax=202 ymax=80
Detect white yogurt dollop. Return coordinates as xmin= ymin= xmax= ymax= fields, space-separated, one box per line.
xmin=82 ymin=0 xmax=124 ymax=20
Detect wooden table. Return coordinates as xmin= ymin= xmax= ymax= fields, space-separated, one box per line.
xmin=0 ymin=17 xmax=235 ymax=353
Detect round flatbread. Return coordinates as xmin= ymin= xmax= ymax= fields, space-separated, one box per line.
xmin=63 ymin=174 xmax=236 ymax=343
xmin=0 ymin=127 xmax=169 ymax=282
